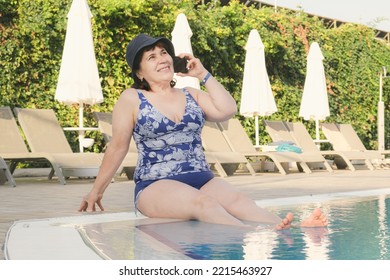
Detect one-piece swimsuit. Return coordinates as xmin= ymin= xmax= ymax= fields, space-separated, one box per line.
xmin=132 ymin=88 xmax=214 ymax=208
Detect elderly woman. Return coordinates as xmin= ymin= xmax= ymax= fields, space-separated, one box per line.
xmin=79 ymin=34 xmax=327 ymax=229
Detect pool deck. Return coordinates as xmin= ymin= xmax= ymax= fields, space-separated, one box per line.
xmin=1 ymin=167 xmax=390 ymax=260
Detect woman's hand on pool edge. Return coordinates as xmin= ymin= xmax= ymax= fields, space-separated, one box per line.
xmin=78 ymin=191 xmax=105 ymax=212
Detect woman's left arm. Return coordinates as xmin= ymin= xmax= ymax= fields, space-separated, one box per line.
xmin=176 ymin=54 xmax=237 ymax=122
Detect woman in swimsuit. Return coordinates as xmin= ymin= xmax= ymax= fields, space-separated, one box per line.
xmin=79 ymin=34 xmax=327 ymax=229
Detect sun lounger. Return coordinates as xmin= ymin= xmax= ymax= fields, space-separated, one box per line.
xmin=1 ymin=106 xmax=65 ymax=184
xmin=218 ymin=119 xmax=314 ymax=175
xmin=0 ymin=156 xmax=16 ymax=187
xmin=93 ymin=112 xmax=139 ymax=179
xmin=337 ymin=123 xmax=390 ymax=156
xmin=201 ymin=121 xmax=258 ymax=176
xmin=11 ymin=107 xmax=104 ymax=184
xmin=93 ymin=112 xmax=138 ymax=152
xmin=264 ymin=120 xmax=333 ymax=172
xmin=321 ymin=123 xmax=384 ymax=169
xmin=285 ymin=121 xmax=375 ymax=171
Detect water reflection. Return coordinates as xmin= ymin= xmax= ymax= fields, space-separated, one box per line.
xmin=79 ymin=195 xmax=390 ymax=260
xmin=377 ymin=194 xmax=389 ymax=259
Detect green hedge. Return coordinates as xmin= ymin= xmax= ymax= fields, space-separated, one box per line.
xmin=1 ymin=0 xmax=390 ymax=151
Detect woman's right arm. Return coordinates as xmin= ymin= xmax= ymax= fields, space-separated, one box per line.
xmin=78 ymin=89 xmax=138 ymax=212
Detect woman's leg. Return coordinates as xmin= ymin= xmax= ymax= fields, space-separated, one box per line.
xmin=136 ymin=179 xmax=247 ymax=226
xmin=200 ymin=178 xmax=327 ymax=228
xmin=200 ymin=178 xmax=283 ymax=224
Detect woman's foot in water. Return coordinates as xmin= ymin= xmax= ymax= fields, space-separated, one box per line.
xmin=300 ymin=208 xmax=328 ymax=227
xmin=275 ymin=208 xmax=328 ymax=230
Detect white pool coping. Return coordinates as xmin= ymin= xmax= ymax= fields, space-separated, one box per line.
xmin=257 ymin=187 xmax=390 ymax=207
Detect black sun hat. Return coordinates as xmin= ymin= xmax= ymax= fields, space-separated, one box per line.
xmin=126 ymin=34 xmax=175 ymax=75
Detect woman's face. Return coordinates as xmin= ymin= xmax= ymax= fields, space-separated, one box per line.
xmin=137 ymin=44 xmax=174 ymax=84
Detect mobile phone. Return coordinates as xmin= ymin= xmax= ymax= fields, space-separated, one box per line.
xmin=173 ymin=56 xmax=189 ymax=73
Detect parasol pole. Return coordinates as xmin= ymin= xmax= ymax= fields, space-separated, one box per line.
xmin=315 ymin=119 xmax=320 ymax=141
xmin=79 ymin=104 xmax=84 ymax=153
xmin=255 ymin=115 xmax=259 ymax=147
xmin=378 ymin=67 xmax=387 ymax=152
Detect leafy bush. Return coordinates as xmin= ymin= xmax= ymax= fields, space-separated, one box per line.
xmin=1 ymin=0 xmax=389 ymax=150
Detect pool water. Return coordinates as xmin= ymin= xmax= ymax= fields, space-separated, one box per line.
xmin=81 ymin=194 xmax=390 ymax=260
xmin=263 ymin=194 xmax=390 ymax=260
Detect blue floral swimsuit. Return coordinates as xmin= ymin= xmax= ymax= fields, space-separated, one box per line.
xmin=133 ymin=88 xmax=214 ymax=209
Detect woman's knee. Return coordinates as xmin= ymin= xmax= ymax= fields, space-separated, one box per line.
xmin=193 ymin=194 xmax=221 ymax=213
xmin=224 ymin=190 xmax=250 ymax=207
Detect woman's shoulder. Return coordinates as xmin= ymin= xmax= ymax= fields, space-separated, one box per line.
xmin=114 ymin=88 xmax=141 ymax=108
xmin=119 ymin=88 xmax=140 ymax=101
xmin=181 ymin=86 xmax=203 ymax=102
xmin=121 ymin=87 xmax=139 ymax=96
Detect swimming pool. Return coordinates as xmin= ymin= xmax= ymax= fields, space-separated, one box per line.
xmin=79 ymin=193 xmax=390 ymax=260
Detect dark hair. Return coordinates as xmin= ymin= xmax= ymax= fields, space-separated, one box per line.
xmin=131 ymin=42 xmax=176 ymax=90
